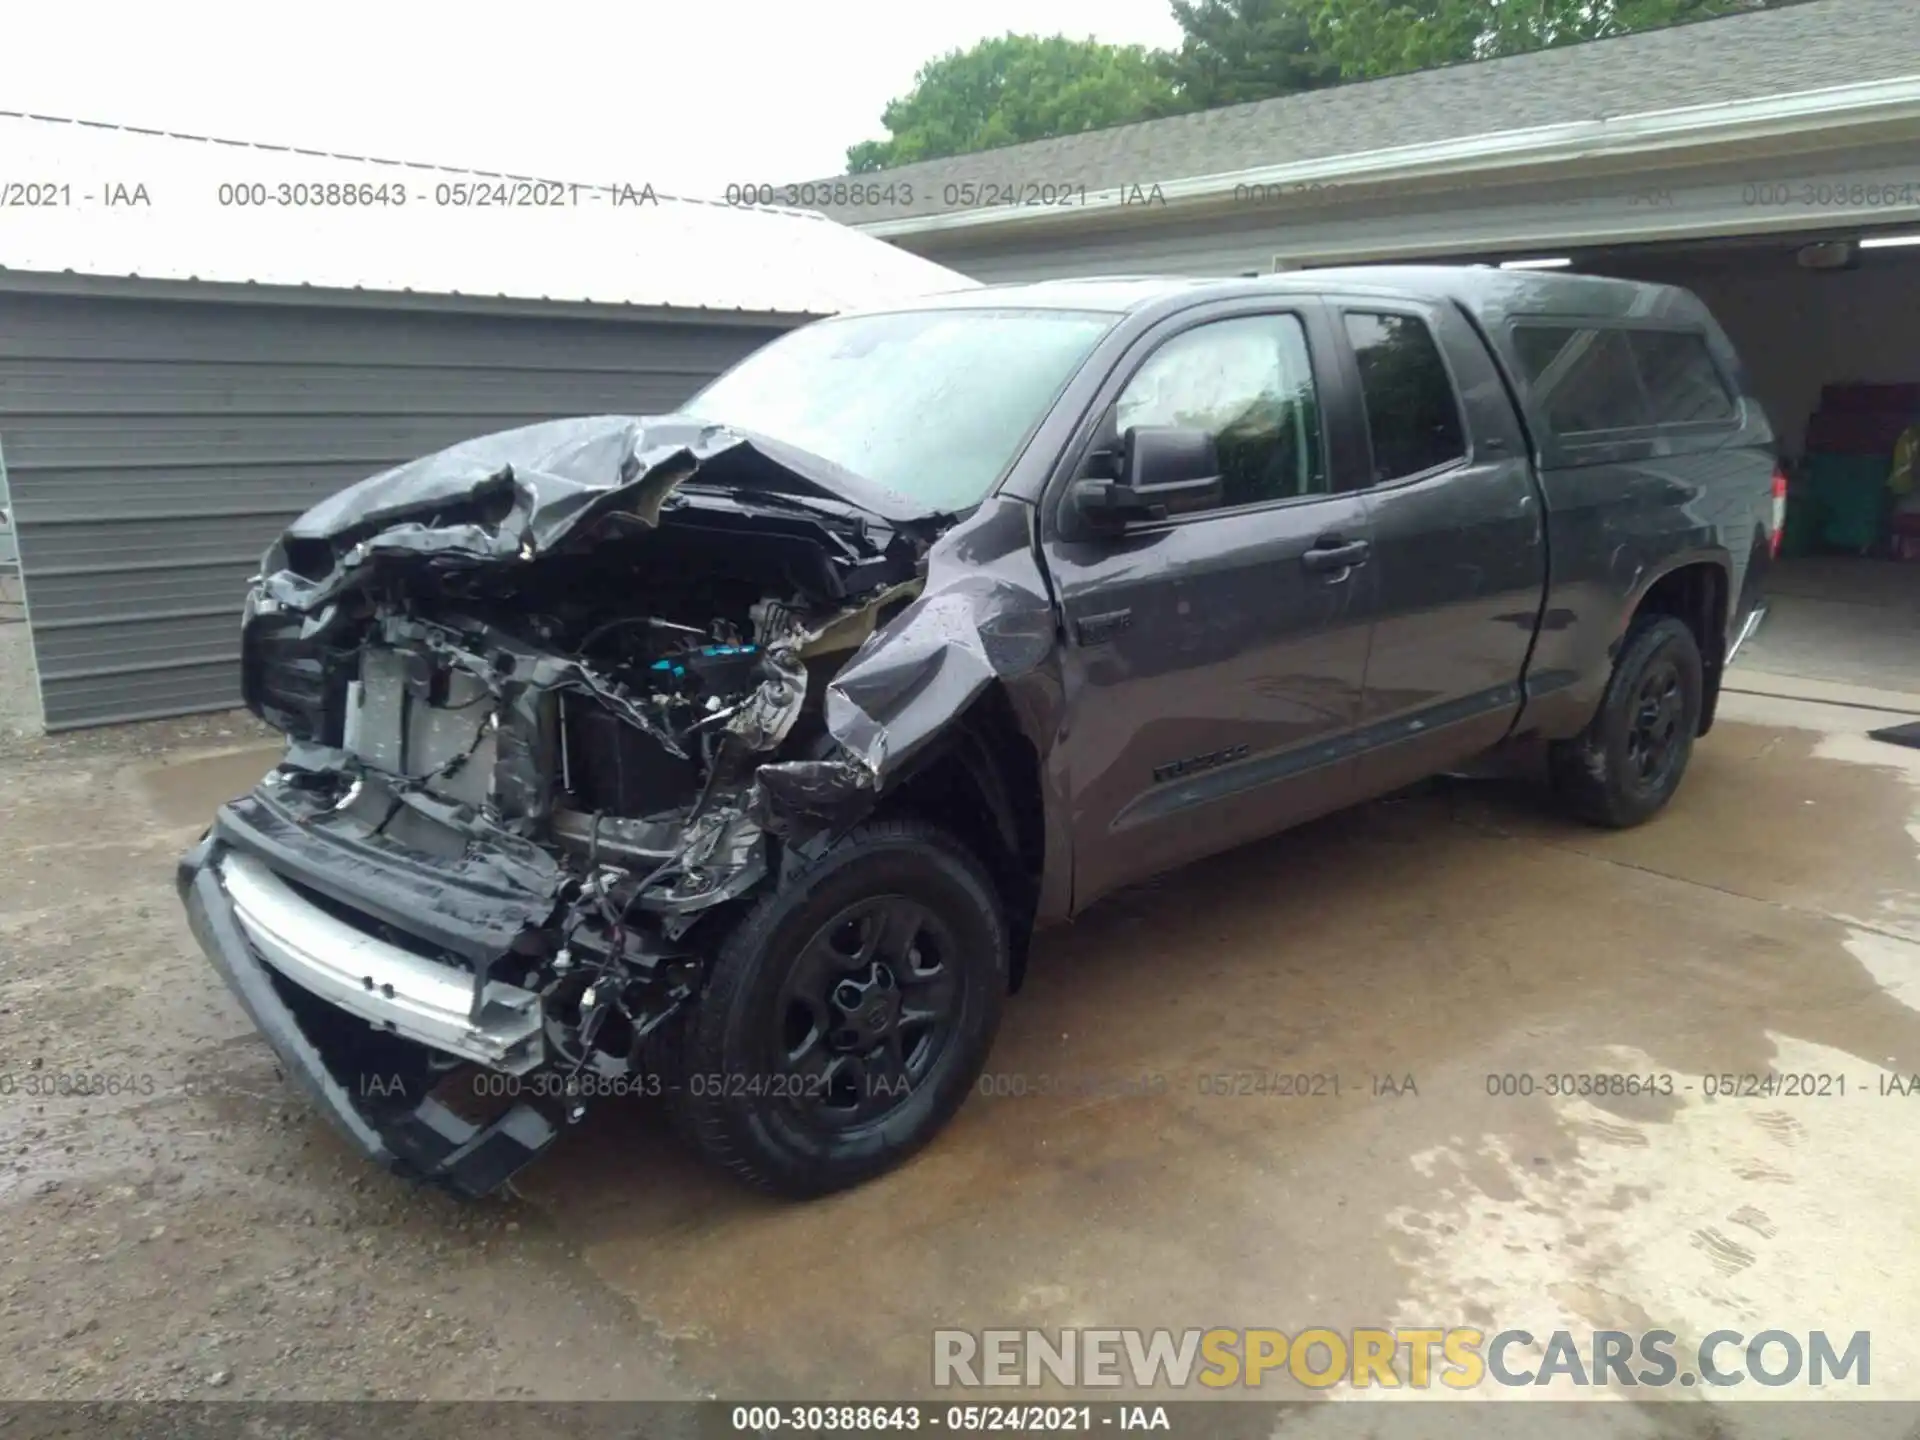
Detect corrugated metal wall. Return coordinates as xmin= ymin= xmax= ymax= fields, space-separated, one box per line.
xmin=0 ymin=438 xmax=16 ymax=569
xmin=0 ymin=287 xmax=797 ymax=730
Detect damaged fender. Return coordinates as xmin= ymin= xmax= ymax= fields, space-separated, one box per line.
xmin=819 ymin=574 xmax=1059 ymax=786
xmin=749 ymin=495 xmax=1070 ymax=928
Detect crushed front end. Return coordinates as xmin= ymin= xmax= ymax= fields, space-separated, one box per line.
xmin=177 ymin=415 xmax=947 ymax=1195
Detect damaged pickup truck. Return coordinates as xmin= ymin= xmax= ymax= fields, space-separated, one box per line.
xmin=179 ymin=267 xmax=1781 ymax=1198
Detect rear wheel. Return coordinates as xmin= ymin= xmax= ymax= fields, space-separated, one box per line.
xmin=663 ymin=818 xmax=1007 ymax=1197
xmin=1549 ymin=615 xmax=1704 ymax=828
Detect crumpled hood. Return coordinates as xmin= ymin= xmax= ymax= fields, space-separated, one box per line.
xmin=262 ymin=413 xmax=944 ymax=612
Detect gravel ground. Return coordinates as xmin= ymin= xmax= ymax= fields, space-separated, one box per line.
xmin=11 ymin=688 xmax=1920 ymax=1425
xmin=0 ymin=712 xmax=693 ymax=1401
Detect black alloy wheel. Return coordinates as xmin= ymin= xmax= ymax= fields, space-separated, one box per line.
xmin=661 ymin=818 xmax=1008 ymax=1196
xmin=775 ymin=893 xmax=963 ymax=1128
xmin=1549 ymin=614 xmax=1705 ymax=829
xmin=1624 ymin=656 xmax=1688 ymax=792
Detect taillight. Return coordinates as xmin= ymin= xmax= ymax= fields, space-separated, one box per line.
xmin=1768 ymin=465 xmax=1788 ymax=559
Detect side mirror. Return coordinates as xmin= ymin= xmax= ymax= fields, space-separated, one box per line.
xmin=1072 ymin=426 xmax=1223 ymax=526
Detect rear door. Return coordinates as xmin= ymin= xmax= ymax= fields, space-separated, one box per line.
xmin=1039 ymin=298 xmax=1380 ymax=910
xmin=1325 ymin=299 xmax=1546 ymax=798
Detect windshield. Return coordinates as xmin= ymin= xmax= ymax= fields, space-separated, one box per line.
xmin=684 ymin=307 xmax=1117 ymax=512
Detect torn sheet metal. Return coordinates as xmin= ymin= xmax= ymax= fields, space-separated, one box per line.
xmin=599 ymin=584 xmax=910 ymax=915
xmin=818 ymin=573 xmax=1059 ymax=788
xmin=751 ymin=759 xmax=876 ymax=834
xmin=263 ymin=414 xmax=944 ymax=614
xmin=222 ymin=779 xmax=565 ymax=962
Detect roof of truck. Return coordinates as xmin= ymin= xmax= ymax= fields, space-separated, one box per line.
xmin=837 ymin=266 xmax=1728 ymax=341
xmin=839 ymin=266 xmax=1707 ymax=326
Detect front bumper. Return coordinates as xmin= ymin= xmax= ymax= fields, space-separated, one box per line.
xmin=219 ymin=850 xmax=544 ymax=1073
xmin=177 ymin=823 xmax=564 ymax=1197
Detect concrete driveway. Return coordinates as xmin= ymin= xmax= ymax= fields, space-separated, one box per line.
xmin=3 ymin=649 xmax=1919 ymax=1419
xmin=521 ymin=687 xmax=1920 ymax=1402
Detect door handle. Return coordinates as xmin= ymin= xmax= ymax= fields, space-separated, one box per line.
xmin=1302 ymin=537 xmax=1371 ymax=574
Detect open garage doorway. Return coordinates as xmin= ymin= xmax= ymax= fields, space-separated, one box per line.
xmin=1574 ymin=231 xmax=1920 ymax=704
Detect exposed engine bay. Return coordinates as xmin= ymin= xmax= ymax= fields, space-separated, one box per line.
xmin=222 ymin=416 xmax=1001 ymax=1134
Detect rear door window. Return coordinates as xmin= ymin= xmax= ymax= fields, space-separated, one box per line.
xmin=1342 ymin=311 xmax=1468 ymax=483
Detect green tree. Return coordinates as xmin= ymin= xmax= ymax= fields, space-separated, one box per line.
xmin=846 ymin=34 xmax=1184 ymax=173
xmin=1309 ymin=0 xmax=1795 ymax=81
xmin=1158 ymin=0 xmax=1340 ymax=110
xmin=842 ymin=0 xmax=1805 ymax=172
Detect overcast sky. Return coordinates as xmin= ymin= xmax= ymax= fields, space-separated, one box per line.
xmin=8 ymin=0 xmax=1186 ymax=195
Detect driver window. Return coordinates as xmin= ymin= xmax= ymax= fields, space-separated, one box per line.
xmin=1115 ymin=313 xmax=1326 ymax=509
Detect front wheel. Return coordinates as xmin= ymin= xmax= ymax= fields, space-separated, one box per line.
xmin=664 ymin=818 xmax=1008 ymax=1197
xmin=1549 ymin=615 xmax=1705 ymax=828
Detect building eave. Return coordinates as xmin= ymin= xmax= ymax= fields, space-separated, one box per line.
xmin=0 ymin=268 xmax=824 ymax=326
xmin=855 ymin=75 xmax=1920 ymax=241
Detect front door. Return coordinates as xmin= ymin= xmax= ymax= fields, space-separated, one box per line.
xmin=1040 ymin=302 xmax=1379 ymax=911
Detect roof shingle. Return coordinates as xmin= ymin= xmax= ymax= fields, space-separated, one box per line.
xmin=805 ymin=0 xmax=1920 ymax=226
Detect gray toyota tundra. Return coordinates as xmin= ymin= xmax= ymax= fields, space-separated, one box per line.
xmin=177 ymin=266 xmax=1782 ymax=1198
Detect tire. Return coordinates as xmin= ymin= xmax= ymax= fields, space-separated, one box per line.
xmin=663 ymin=817 xmax=1008 ymax=1197
xmin=1549 ymin=614 xmax=1705 ymax=829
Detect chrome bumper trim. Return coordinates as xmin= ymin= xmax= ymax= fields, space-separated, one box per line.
xmin=219 ymin=851 xmax=544 ymax=1073
xmin=1727 ymin=601 xmax=1769 ymax=667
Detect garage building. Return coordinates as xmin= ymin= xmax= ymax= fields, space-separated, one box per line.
xmin=0 ymin=114 xmax=970 ymax=732
xmin=809 ymin=0 xmax=1920 ymax=694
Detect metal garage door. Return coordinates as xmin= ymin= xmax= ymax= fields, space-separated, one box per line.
xmin=0 ymin=286 xmax=797 ymax=730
